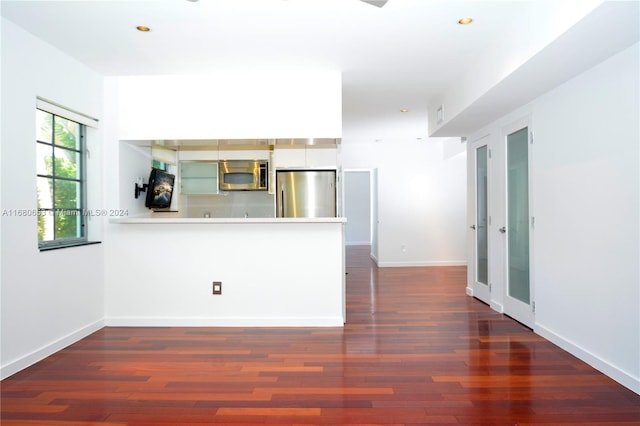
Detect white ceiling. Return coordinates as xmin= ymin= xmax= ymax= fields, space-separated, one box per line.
xmin=0 ymin=0 xmax=620 ymax=140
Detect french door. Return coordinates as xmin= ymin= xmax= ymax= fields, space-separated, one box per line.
xmin=470 ymin=136 xmax=490 ymax=304
xmin=502 ymin=120 xmax=534 ymax=328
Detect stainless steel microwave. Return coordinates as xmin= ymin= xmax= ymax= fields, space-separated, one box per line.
xmin=218 ymin=160 xmax=268 ymax=191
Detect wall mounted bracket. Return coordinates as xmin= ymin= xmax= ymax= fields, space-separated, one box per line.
xmin=134 ymin=183 xmax=148 ymax=199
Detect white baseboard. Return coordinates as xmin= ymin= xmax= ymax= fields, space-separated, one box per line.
xmin=536 ymin=323 xmax=640 ymax=395
xmin=105 ymin=316 xmax=345 ymax=327
xmin=490 ymin=301 xmax=504 ymax=313
xmin=377 ymin=260 xmax=468 ymax=267
xmin=1 ymin=319 xmax=105 ymax=380
xmin=465 ymin=289 xmax=503 ymax=313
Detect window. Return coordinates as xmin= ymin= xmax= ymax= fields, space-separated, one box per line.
xmin=36 ymin=99 xmax=98 ymax=250
xmin=151 ymin=145 xmax=175 ymax=172
xmin=152 ymin=159 xmax=168 ymax=171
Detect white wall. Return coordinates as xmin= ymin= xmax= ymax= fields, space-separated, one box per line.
xmin=116 ymin=71 xmax=342 ymax=140
xmin=467 ymin=43 xmax=639 ymax=393
xmin=340 ymin=138 xmax=467 ymax=266
xmin=101 ymin=68 xmax=344 ymax=327
xmin=105 ymin=71 xmax=342 ymax=215
xmin=105 ymin=221 xmax=344 ymax=326
xmin=0 ymin=19 xmax=105 ymax=378
xmin=532 ymin=43 xmax=639 ymax=393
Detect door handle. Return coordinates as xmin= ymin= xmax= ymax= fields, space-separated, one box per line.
xmin=280 ymin=185 xmax=285 ymax=218
xmin=470 ymin=225 xmax=476 ymax=230
xmin=499 ymin=226 xmax=506 ymax=234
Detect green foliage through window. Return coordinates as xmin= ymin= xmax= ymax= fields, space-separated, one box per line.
xmin=152 ymin=159 xmax=168 ymax=171
xmin=36 ymin=109 xmax=85 ymax=246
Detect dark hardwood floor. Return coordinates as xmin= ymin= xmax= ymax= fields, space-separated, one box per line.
xmin=2 ymin=245 xmax=639 ymax=425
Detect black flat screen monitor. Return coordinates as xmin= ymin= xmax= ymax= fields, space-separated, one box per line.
xmin=145 ymin=168 xmax=175 ymax=209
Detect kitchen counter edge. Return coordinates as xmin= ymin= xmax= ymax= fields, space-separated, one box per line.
xmin=110 ymin=217 xmax=347 ymax=224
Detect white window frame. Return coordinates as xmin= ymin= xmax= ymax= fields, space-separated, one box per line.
xmin=36 ymin=98 xmax=99 ymax=251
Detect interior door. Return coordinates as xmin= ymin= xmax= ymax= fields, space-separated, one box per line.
xmin=344 ymin=170 xmax=372 ymax=245
xmin=470 ymin=137 xmax=491 ymax=304
xmin=370 ymin=169 xmax=379 ymax=264
xmin=502 ymin=122 xmax=534 ymax=328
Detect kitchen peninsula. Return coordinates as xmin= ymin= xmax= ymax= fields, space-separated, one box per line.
xmin=107 ymin=138 xmax=346 ymax=328
xmin=105 ymin=70 xmax=345 ymax=328
xmin=107 ymin=215 xmax=346 ymax=327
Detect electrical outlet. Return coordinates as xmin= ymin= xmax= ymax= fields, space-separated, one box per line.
xmin=212 ymin=281 xmax=222 ymax=295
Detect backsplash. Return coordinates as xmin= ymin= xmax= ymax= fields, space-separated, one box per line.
xmin=181 ymin=191 xmax=275 ymax=218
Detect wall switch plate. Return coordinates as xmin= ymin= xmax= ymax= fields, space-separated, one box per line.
xmin=212 ymin=281 xmax=222 ymax=295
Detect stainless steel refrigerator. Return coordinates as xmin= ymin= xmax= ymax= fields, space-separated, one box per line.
xmin=276 ymin=170 xmax=336 ymax=218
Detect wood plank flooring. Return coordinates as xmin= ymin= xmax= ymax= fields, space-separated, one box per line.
xmin=2 ymin=245 xmax=639 ymax=425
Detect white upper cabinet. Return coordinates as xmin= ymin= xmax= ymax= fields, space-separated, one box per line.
xmin=179 ymin=161 xmax=219 ymax=195
xmin=273 ymin=147 xmax=306 ymax=168
xmin=178 ymin=150 xmax=219 ymax=161
xmin=306 ymin=146 xmax=337 ymax=168
xmin=273 ymin=146 xmax=338 ymax=169
xmin=218 ymin=149 xmax=270 ymax=161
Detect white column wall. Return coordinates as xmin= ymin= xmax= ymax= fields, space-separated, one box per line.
xmin=0 ymin=19 xmax=105 ymax=378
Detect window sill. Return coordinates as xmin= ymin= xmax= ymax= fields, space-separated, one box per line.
xmin=39 ymin=240 xmax=102 ymax=252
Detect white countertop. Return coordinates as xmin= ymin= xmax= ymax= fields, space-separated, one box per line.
xmin=110 ymin=216 xmax=346 ymax=224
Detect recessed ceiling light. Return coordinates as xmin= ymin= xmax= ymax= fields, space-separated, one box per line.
xmin=136 ymin=25 xmax=151 ymax=32
xmin=458 ymin=17 xmax=473 ymax=25
xmin=400 ymin=109 xmax=409 ymax=113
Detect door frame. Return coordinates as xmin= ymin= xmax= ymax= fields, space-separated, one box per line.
xmin=468 ymin=134 xmax=492 ymax=305
xmin=501 ymin=115 xmax=535 ymax=329
xmin=343 ymin=168 xmax=378 ymax=263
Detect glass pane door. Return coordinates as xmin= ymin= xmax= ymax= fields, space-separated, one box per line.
xmin=476 ymin=145 xmax=488 ymax=285
xmin=506 ymin=127 xmax=530 ymax=304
